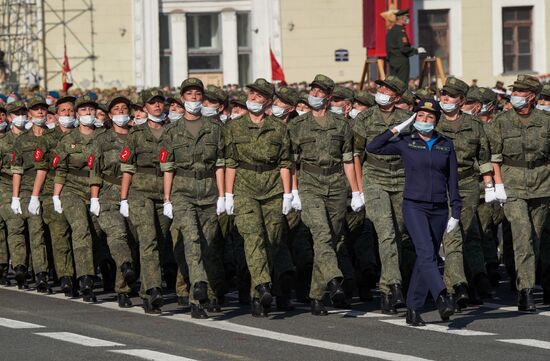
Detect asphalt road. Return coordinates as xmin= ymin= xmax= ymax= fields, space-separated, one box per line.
xmin=0 ymin=279 xmax=549 ymax=361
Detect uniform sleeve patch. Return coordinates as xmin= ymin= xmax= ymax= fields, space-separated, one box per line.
xmin=34 ymin=147 xmax=44 ymax=161
xmin=52 ymin=154 xmax=60 ymax=168
xmin=159 ymin=147 xmax=169 ymax=164
xmin=10 ymin=151 xmax=14 ymax=164
xmin=87 ymin=154 xmax=95 ymax=169
xmin=120 ymin=146 xmax=131 ymax=162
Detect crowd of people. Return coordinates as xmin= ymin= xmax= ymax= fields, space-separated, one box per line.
xmin=0 ymin=72 xmax=549 ymax=326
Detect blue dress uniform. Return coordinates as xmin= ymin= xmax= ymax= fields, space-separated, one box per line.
xmin=367 ymin=129 xmax=461 ymax=312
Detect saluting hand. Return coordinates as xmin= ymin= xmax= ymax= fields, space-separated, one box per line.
xmin=392 ymin=114 xmax=416 ymax=134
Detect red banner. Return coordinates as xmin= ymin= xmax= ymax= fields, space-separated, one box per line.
xmin=270 ymin=48 xmax=286 ymax=85
xmin=62 ymin=46 xmax=73 ymax=92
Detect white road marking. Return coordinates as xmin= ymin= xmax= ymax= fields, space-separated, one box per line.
xmin=380 ymin=319 xmax=497 ymax=336
xmin=110 ymin=349 xmax=200 ymax=361
xmin=497 ymin=339 xmax=550 ymax=350
xmin=327 ymin=309 xmax=392 ymax=318
xmin=34 ymin=332 xmax=125 ymax=347
xmin=483 ymin=302 xmax=550 ymax=316
xmin=0 ymin=317 xmax=45 ymax=329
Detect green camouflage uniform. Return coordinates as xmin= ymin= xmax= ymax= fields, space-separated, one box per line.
xmin=0 ymin=132 xmax=10 ymax=273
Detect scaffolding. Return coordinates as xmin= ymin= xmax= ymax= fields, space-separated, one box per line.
xmin=0 ymin=0 xmax=96 ymax=91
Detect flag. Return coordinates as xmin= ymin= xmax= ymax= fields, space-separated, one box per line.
xmin=62 ymin=46 xmax=73 ymax=92
xmin=270 ymin=48 xmax=286 ymax=85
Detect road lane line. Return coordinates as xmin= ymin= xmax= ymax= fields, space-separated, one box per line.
xmin=497 ymin=339 xmax=550 ymax=350
xmin=34 ymin=332 xmax=125 ymax=347
xmin=0 ymin=317 xmax=45 ymax=329
xmin=110 ymin=349 xmax=200 ymax=361
xmin=380 ymin=319 xmax=497 ymax=336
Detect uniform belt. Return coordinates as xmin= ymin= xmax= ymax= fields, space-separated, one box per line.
xmin=301 ymin=163 xmax=342 ymax=176
xmin=457 ymin=168 xmax=475 ymax=180
xmin=502 ymin=157 xmax=546 ymax=169
xmin=67 ymin=169 xmax=89 ymax=177
xmin=175 ymin=168 xmax=215 ymax=180
xmin=238 ymin=162 xmax=277 ymax=172
xmin=365 ymin=154 xmax=403 ymax=171
xmin=102 ymin=174 xmax=122 ymax=186
xmin=136 ymin=166 xmax=163 ymax=177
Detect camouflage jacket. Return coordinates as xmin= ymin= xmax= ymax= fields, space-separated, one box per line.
xmin=35 ymin=127 xmax=65 ymax=199
xmin=0 ymin=131 xmax=18 ymax=201
xmin=12 ymin=129 xmax=47 ymax=194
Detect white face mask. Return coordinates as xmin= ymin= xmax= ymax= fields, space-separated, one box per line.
xmin=480 ymin=104 xmax=490 ymax=114
xmin=329 ymin=106 xmax=344 ymax=115
xmin=375 ymin=92 xmax=392 ymax=106
xmin=94 ymin=120 xmax=105 ymax=128
xmin=0 ymin=122 xmax=7 ymax=131
xmin=201 ymin=106 xmax=219 ymax=117
xmin=46 ymin=122 xmax=56 ymax=129
xmin=349 ymin=108 xmax=360 ymax=119
xmin=184 ymin=101 xmax=202 ymax=114
xmin=510 ymin=95 xmax=528 ymax=109
xmin=31 ymin=117 xmax=46 ymax=126
xmin=46 ymin=98 xmax=54 ymax=106
xmin=271 ymin=105 xmax=287 ymax=118
xmin=25 ymin=121 xmax=33 ymax=130
xmin=58 ymin=116 xmax=76 ymax=128
xmin=112 ymin=114 xmax=130 ymax=127
xmin=12 ymin=115 xmax=27 ymax=128
xmin=168 ymin=112 xmax=183 ymax=122
xmin=147 ymin=113 xmax=165 ymax=123
xmin=462 ymin=109 xmax=473 ymax=115
xmin=134 ymin=117 xmax=147 ymax=126
xmin=308 ymin=95 xmax=325 ymax=110
xmin=231 ymin=113 xmax=243 ymax=120
xmin=536 ymin=103 xmax=550 ymax=112
xmin=219 ymin=114 xmax=229 ymax=123
xmin=246 ymin=100 xmax=264 ymax=114
xmin=7 ymin=96 xmax=16 ymax=104
xmin=79 ymin=114 xmax=96 ymax=126
xmin=439 ymin=101 xmax=458 ymax=113
xmin=296 ymin=110 xmax=308 ymax=116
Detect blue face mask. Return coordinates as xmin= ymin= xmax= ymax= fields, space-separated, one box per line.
xmin=413 ymin=121 xmax=434 ymax=134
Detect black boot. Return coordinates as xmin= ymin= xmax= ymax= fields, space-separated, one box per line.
xmin=276 ymin=295 xmax=295 ymax=311
xmin=380 ymin=293 xmax=397 ymax=314
xmin=177 ymin=295 xmax=190 ymax=307
xmin=473 ymin=273 xmax=492 ymax=299
xmin=143 ymin=287 xmax=163 ymax=314
xmin=59 ymin=276 xmax=76 ymax=297
xmin=310 ymin=299 xmax=328 ymax=316
xmin=389 ymin=284 xmax=406 ymax=309
xmin=251 ymin=298 xmax=267 ymax=317
xmin=117 ymin=293 xmax=132 ymax=308
xmin=255 ymin=283 xmax=273 ymax=308
xmin=207 ymin=298 xmax=222 ymax=313
xmin=14 ymin=265 xmax=28 ymax=289
xmin=0 ymin=263 xmax=11 ymax=286
xmin=79 ymin=275 xmax=97 ymax=303
xmin=192 ymin=281 xmax=208 ymax=303
xmin=120 ymin=262 xmax=136 ymax=286
xmin=518 ymin=288 xmax=536 ymax=313
xmin=452 ymin=283 xmax=469 ymax=309
xmin=327 ymin=278 xmax=346 ymax=306
xmin=35 ymin=272 xmax=50 ymax=293
xmin=436 ymin=291 xmax=454 ymax=321
xmin=99 ymin=259 xmax=116 ymax=293
xmin=486 ymin=263 xmax=501 ymax=287
xmin=190 ymin=303 xmax=209 ymax=319
xmin=406 ymin=309 xmax=426 ymax=326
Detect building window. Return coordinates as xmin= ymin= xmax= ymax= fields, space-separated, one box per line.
xmin=418 ymin=9 xmax=450 ymax=73
xmin=159 ymin=13 xmax=171 ymax=86
xmin=502 ymin=6 xmax=532 ymax=73
xmin=187 ymin=13 xmax=221 ymax=73
xmin=237 ymin=12 xmax=251 ymax=85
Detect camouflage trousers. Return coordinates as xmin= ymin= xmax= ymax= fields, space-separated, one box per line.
xmin=477 ymin=201 xmax=506 ymax=267
xmin=0 ymin=198 xmax=26 ymax=268
xmin=0 ymin=215 xmax=7 ymax=265
xmin=503 ymin=197 xmax=550 ymax=290
xmin=300 ymin=191 xmax=345 ymax=301
xmin=234 ymin=194 xmax=283 ymax=299
xmin=61 ymin=191 xmax=95 ymax=278
xmin=19 ymin=194 xmax=48 ymax=274
xmin=365 ymin=186 xmax=414 ymax=295
xmin=540 ymin=211 xmax=550 ymax=291
xmin=42 ymin=197 xmax=74 ymax=278
xmin=272 ymin=215 xmax=296 ymax=297
xmin=128 ymin=193 xmax=172 ymax=299
xmin=98 ymin=201 xmax=133 ymax=294
xmin=171 ymin=201 xmax=222 ymax=305
xmin=287 ymin=211 xmax=314 ymax=297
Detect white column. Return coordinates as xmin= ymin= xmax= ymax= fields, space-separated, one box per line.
xmin=170 ymin=12 xmax=188 ymax=87
xmin=143 ymin=0 xmax=160 ymax=87
xmin=221 ymin=10 xmax=239 ymax=85
xmin=251 ymin=0 xmax=271 ymax=80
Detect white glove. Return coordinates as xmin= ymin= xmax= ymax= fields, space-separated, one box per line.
xmin=163 ymin=201 xmax=173 ymax=219
xmin=484 ymin=187 xmax=497 ymax=204
xmin=417 ymin=47 xmax=427 ymax=54
xmin=28 ymin=196 xmax=41 ymax=215
xmin=52 ymin=195 xmax=63 ymax=214
xmin=90 ymin=197 xmax=100 ymax=216
xmin=216 ymin=197 xmax=226 ymax=215
xmin=350 ymin=191 xmax=365 ymax=212
xmin=291 ymin=190 xmax=302 ymax=211
xmin=360 ymin=192 xmax=365 ymax=204
xmin=393 ymin=114 xmax=416 ymax=134
xmin=119 ymin=199 xmax=129 ymax=218
xmin=495 ymin=184 xmax=507 ymax=204
xmin=10 ymin=197 xmax=22 ymax=215
xmin=282 ymin=193 xmax=293 ymax=215
xmin=446 ymin=217 xmax=459 ymax=234
xmin=225 ymin=193 xmax=234 ymax=215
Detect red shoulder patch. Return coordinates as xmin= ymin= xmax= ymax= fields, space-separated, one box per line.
xmin=87 ymin=154 xmax=95 ymax=169
xmin=52 ymin=154 xmax=60 ymax=168
xmin=10 ymin=151 xmax=14 ymax=164
xmin=159 ymin=147 xmax=168 ymax=164
xmin=120 ymin=146 xmax=131 ymax=162
xmin=34 ymin=147 xmax=44 ymax=162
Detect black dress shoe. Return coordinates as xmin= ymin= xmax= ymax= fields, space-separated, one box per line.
xmin=192 ymin=281 xmax=208 ymax=303
xmin=473 ymin=273 xmax=492 ymax=299
xmin=35 ymin=272 xmax=50 ymax=293
xmin=380 ymin=293 xmax=397 ymax=314
xmin=120 ymin=262 xmax=136 ymax=286
xmin=389 ymin=284 xmax=406 ymax=309
xmin=518 ymin=288 xmax=536 ymax=313
xmin=436 ymin=292 xmax=454 ymax=321
xmin=327 ymin=278 xmax=346 ymax=305
xmin=251 ymin=298 xmax=267 ymax=317
xmin=177 ymin=295 xmax=190 ymax=307
xmin=142 ymin=299 xmax=162 ymax=314
xmin=143 ymin=287 xmax=163 ymax=314
xmin=117 ymin=293 xmax=133 ymax=308
xmin=14 ymin=265 xmax=28 ymax=289
xmin=310 ymin=299 xmax=328 ymax=316
xmin=79 ymin=275 xmax=97 ymax=303
xmin=276 ymin=295 xmax=295 ymax=311
xmin=406 ymin=309 xmax=426 ymax=326
xmin=190 ymin=303 xmax=209 ymax=319
xmin=452 ymin=283 xmax=469 ymax=308
xmin=255 ymin=283 xmax=273 ymax=308
xmin=207 ymin=298 xmax=222 ymax=313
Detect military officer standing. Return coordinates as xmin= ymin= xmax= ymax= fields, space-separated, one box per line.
xmin=0 ymin=103 xmax=9 ymax=286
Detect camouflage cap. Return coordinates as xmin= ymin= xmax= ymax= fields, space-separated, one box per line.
xmin=297 ymin=95 xmax=310 ymax=106
xmin=541 ymin=84 xmax=550 ymax=97
xmin=479 ymin=87 xmax=497 ymax=104
xmin=204 ymin=85 xmax=228 ymax=104
xmin=465 ymin=87 xmax=484 ymax=103
xmin=399 ymin=89 xmax=415 ymax=105
xmin=56 ymin=96 xmax=76 ymax=108
xmin=442 ymin=76 xmax=469 ymax=97
xmin=309 ymin=74 xmax=335 ymax=93
xmin=275 ymin=86 xmax=299 ymax=106
xmin=331 ymin=86 xmax=354 ymax=100
xmin=6 ymin=100 xmax=27 ymax=113
xmin=97 ymin=102 xmax=109 ymax=113
xmin=75 ymin=94 xmax=98 ymax=110
xmin=108 ymin=96 xmax=132 ymax=111
xmin=48 ymin=106 xmax=56 ymax=114
xmin=27 ymin=95 xmax=48 ymax=109
xmin=414 ymin=88 xmax=436 ymax=101
xmin=141 ymin=88 xmax=164 ymax=103
xmin=180 ymin=77 xmax=205 ymax=94
xmin=166 ymin=97 xmax=183 ymax=108
xmin=509 ymin=74 xmax=542 ymax=94
xmin=375 ymin=75 xmax=407 ymax=95
xmin=246 ymin=78 xmax=275 ymax=99
xmin=353 ymin=90 xmax=375 ymax=107
xmin=131 ymin=100 xmax=145 ymax=110
xmin=229 ymin=92 xmax=247 ymax=107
